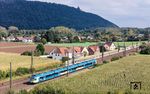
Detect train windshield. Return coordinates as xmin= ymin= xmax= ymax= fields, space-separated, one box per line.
xmin=30 ymin=75 xmax=37 ymax=80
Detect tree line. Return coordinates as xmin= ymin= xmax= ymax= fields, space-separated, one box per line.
xmin=1 ymin=26 xmax=150 ymax=43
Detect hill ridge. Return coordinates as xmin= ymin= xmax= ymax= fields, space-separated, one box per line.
xmin=0 ymin=0 xmax=118 ymax=30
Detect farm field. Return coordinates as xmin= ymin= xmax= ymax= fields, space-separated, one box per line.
xmin=114 ymin=41 xmax=145 ymax=47
xmin=49 ymin=41 xmax=146 ymax=47
xmin=0 ymin=52 xmax=61 ymax=71
xmin=48 ymin=42 xmax=97 ymax=47
xmin=0 ymin=42 xmax=55 ymax=54
xmin=34 ymin=55 xmax=150 ymax=94
xmin=0 ymin=41 xmax=146 ymax=54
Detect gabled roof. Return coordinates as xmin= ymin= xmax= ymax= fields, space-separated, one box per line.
xmin=16 ymin=36 xmax=34 ymax=41
xmin=54 ymin=47 xmax=69 ymax=55
xmin=16 ymin=37 xmax=24 ymax=40
xmin=88 ymin=45 xmax=99 ymax=52
xmin=45 ymin=46 xmax=56 ymax=54
xmin=73 ymin=46 xmax=83 ymax=53
xmin=23 ymin=37 xmax=34 ymax=40
xmin=104 ymin=42 xmax=113 ymax=47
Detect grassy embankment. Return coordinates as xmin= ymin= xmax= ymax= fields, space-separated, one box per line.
xmin=32 ymin=55 xmax=150 ymax=94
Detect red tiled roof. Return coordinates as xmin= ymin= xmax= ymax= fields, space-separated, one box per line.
xmin=104 ymin=42 xmax=112 ymax=47
xmin=73 ymin=46 xmax=83 ymax=53
xmin=88 ymin=45 xmax=99 ymax=52
xmin=16 ymin=37 xmax=24 ymax=40
xmin=44 ymin=46 xmax=56 ymax=54
xmin=23 ymin=37 xmax=34 ymax=40
xmin=54 ymin=47 xmax=69 ymax=55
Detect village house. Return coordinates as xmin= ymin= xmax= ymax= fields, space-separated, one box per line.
xmin=81 ymin=47 xmax=89 ymax=56
xmin=87 ymin=35 xmax=94 ymax=40
xmin=104 ymin=42 xmax=116 ymax=51
xmin=73 ymin=36 xmax=81 ymax=42
xmin=16 ymin=36 xmax=33 ymax=43
xmin=22 ymin=37 xmax=34 ymax=43
xmin=48 ymin=47 xmax=76 ymax=60
xmin=81 ymin=36 xmax=86 ymax=40
xmin=69 ymin=47 xmax=82 ymax=58
xmin=61 ymin=36 xmax=69 ymax=43
xmin=15 ymin=36 xmax=24 ymax=42
xmin=88 ymin=45 xmax=100 ymax=55
xmin=48 ymin=46 xmax=90 ymax=60
xmin=72 ymin=46 xmax=89 ymax=57
xmin=6 ymin=36 xmax=16 ymax=42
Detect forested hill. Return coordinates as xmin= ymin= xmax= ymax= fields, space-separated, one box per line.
xmin=0 ymin=0 xmax=118 ymax=30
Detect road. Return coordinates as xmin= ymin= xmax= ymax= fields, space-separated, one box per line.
xmin=0 ymin=45 xmax=139 ymax=94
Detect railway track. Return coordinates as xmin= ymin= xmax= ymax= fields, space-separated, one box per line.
xmin=0 ymin=69 xmax=89 ymax=94
xmin=0 ymin=46 xmax=139 ymax=94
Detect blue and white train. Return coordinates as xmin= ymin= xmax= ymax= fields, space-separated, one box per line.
xmin=29 ymin=59 xmax=97 ymax=84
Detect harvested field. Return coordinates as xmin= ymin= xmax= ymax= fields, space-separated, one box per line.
xmin=0 ymin=42 xmax=33 ymax=47
xmin=0 ymin=42 xmax=55 ymax=54
xmin=0 ymin=52 xmax=61 ymax=71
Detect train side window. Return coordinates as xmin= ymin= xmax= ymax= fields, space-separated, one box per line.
xmin=46 ymin=74 xmax=53 ymax=78
xmin=40 ymin=77 xmax=44 ymax=80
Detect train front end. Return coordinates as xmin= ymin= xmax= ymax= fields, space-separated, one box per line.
xmin=29 ymin=75 xmax=39 ymax=84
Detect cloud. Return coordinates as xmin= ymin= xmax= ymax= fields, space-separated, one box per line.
xmin=30 ymin=0 xmax=150 ymax=28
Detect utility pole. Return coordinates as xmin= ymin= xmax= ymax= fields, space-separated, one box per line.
xmin=67 ymin=53 xmax=69 ymax=77
xmin=124 ymin=40 xmax=126 ymax=56
xmin=132 ymin=41 xmax=134 ymax=48
xmin=102 ymin=44 xmax=104 ymax=63
xmin=148 ymin=29 xmax=150 ymax=43
xmin=72 ymin=46 xmax=75 ymax=64
xmin=117 ymin=41 xmax=120 ymax=52
xmin=123 ymin=32 xmax=126 ymax=56
xmin=10 ymin=62 xmax=12 ymax=90
xmin=136 ymin=42 xmax=138 ymax=52
xmin=30 ymin=51 xmax=33 ymax=75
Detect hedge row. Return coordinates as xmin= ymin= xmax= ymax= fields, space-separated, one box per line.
xmin=0 ymin=67 xmax=30 ymax=80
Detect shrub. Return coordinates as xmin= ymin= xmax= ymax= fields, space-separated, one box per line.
xmin=36 ymin=44 xmax=45 ymax=55
xmin=41 ymin=38 xmax=47 ymax=45
xmin=103 ymin=60 xmax=109 ymax=64
xmin=34 ymin=50 xmax=42 ymax=56
xmin=94 ymin=64 xmax=102 ymax=67
xmin=15 ymin=67 xmax=30 ymax=76
xmin=7 ymin=90 xmax=15 ymax=94
xmin=120 ymin=56 xmax=123 ymax=58
xmin=0 ymin=70 xmax=6 ymax=79
xmin=21 ymin=51 xmax=32 ymax=56
xmin=44 ymin=53 xmax=49 ymax=55
xmin=31 ymin=86 xmax=65 ymax=94
xmin=140 ymin=46 xmax=150 ymax=55
xmin=111 ymin=57 xmax=120 ymax=61
xmin=139 ymin=44 xmax=150 ymax=55
xmin=62 ymin=57 xmax=69 ymax=63
xmin=17 ymin=90 xmax=28 ymax=94
xmin=5 ymin=71 xmax=15 ymax=78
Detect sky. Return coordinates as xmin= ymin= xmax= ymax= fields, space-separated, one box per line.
xmin=31 ymin=0 xmax=150 ymax=28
